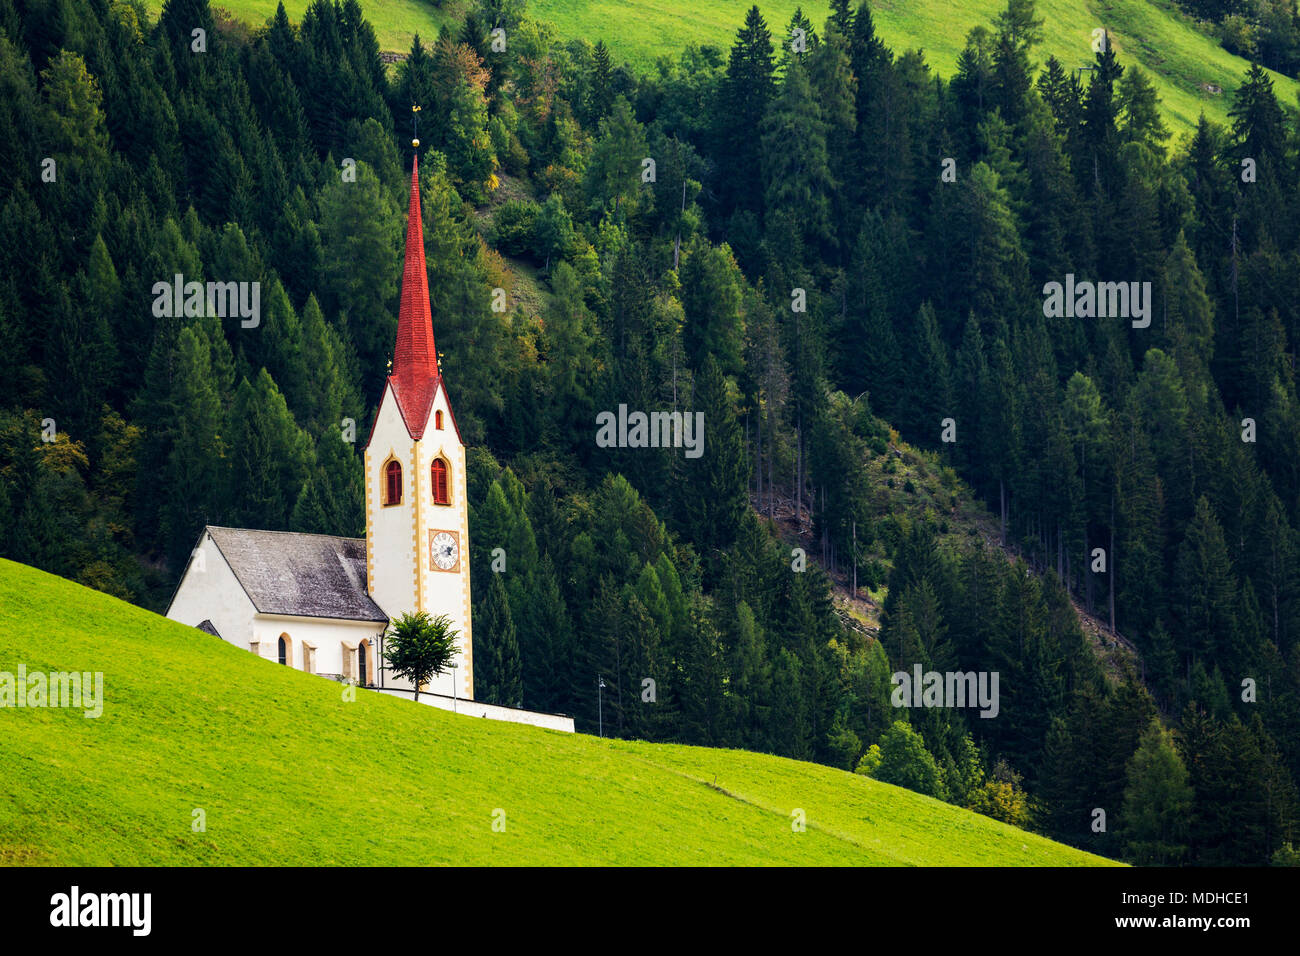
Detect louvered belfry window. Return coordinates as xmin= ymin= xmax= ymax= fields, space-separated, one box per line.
xmin=385 ymin=459 xmax=402 ymax=505
xmin=431 ymin=459 xmax=450 ymax=505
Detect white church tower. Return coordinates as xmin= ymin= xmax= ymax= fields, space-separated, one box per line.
xmin=364 ymin=155 xmax=473 ymax=700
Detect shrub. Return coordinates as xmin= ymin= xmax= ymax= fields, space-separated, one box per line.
xmin=1273 ymin=843 xmax=1300 ymax=866
xmin=491 ymin=198 xmax=541 ymax=256
xmin=488 ymin=114 xmax=529 ymax=176
xmin=862 ymin=721 xmax=948 ymax=800
xmin=1220 ymin=15 xmax=1256 ymax=58
xmin=965 ymin=759 xmax=1034 ymax=830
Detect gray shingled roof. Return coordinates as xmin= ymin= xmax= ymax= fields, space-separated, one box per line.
xmin=196 ymin=619 xmax=222 ymax=638
xmin=206 ymin=527 xmax=388 ymax=623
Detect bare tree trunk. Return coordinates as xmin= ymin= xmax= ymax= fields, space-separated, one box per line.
xmin=1109 ymin=491 xmax=1116 ymax=634
xmin=821 ymin=487 xmax=827 ymax=564
xmin=759 ymin=418 xmax=769 ymax=522
xmin=1057 ymin=523 xmax=1063 ymax=582
xmin=852 ymin=521 xmax=857 ymax=595
xmin=673 ymin=176 xmax=685 ymax=271
xmin=1085 ymin=528 xmax=1093 ymax=612
xmin=672 ymin=346 xmax=678 ymax=407
xmin=999 ymin=479 xmax=1006 ymax=546
xmin=796 ymin=417 xmax=803 ymax=526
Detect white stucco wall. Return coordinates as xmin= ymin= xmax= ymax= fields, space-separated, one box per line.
xmin=253 ymin=613 xmax=385 ymax=678
xmin=365 ymin=380 xmax=473 ymax=701
xmin=365 ymin=383 xmax=418 ymax=633
xmin=165 ymin=531 xmax=257 ymax=649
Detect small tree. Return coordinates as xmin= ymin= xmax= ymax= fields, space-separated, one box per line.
xmin=1119 ymin=717 xmax=1192 ymax=865
xmin=384 ymin=611 xmax=460 ymax=702
xmin=861 ymin=720 xmax=949 ymax=800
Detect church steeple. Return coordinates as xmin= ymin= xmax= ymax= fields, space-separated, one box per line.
xmin=388 ymin=155 xmax=439 ymax=439
xmin=364 ymin=143 xmax=473 ymax=703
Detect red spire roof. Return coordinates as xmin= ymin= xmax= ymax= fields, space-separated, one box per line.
xmin=389 ymin=155 xmax=439 ymax=438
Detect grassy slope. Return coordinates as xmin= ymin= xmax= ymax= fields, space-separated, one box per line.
xmin=205 ymin=0 xmax=456 ymax=50
xmin=0 ymin=558 xmax=1116 ymax=865
xmin=188 ymin=0 xmax=1300 ymax=138
xmin=533 ymin=0 xmax=1300 ymax=135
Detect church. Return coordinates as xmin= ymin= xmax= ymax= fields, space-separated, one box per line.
xmin=166 ymin=156 xmax=568 ymax=731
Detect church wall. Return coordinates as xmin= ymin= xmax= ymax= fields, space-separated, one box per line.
xmin=365 ymin=384 xmax=418 ymax=625
xmin=252 ymin=613 xmax=385 ymax=679
xmin=166 ymin=531 xmax=257 ymax=653
xmin=413 ymin=384 xmax=473 ymax=701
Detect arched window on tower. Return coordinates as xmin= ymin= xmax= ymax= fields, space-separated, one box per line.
xmin=431 ymin=458 xmax=450 ymax=505
xmin=435 ymin=410 xmax=444 ymax=430
xmin=384 ymin=459 xmax=403 ymax=505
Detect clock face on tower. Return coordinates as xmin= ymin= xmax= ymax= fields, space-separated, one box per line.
xmin=430 ymin=530 xmax=460 ymax=572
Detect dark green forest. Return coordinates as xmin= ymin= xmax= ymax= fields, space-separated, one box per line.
xmin=2 ymin=0 xmax=1300 ymax=865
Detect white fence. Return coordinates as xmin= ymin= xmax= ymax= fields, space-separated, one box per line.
xmin=369 ymin=686 xmax=575 ymax=733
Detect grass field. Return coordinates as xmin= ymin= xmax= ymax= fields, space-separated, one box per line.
xmin=178 ymin=0 xmax=1300 ymax=139
xmin=527 ymin=0 xmax=1300 ymax=136
xmin=0 ymin=558 xmax=1117 ymax=865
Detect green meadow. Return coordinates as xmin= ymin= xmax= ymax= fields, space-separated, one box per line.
xmin=527 ymin=0 xmax=1299 ymax=136
xmin=0 ymin=559 xmax=1116 ymax=865
xmin=176 ymin=0 xmax=1300 ymax=138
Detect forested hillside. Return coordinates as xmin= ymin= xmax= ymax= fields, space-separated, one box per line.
xmin=1 ymin=0 xmax=1299 ymax=865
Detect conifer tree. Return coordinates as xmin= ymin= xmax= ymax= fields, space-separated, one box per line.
xmin=318 ymin=160 xmax=399 ymax=385
xmin=586 ymin=40 xmax=614 ymax=124
xmin=1174 ymin=495 xmax=1238 ymax=668
xmin=715 ymin=5 xmax=776 ymax=217
xmin=160 ymin=327 xmax=228 ymax=569
xmin=991 ymin=0 xmax=1043 ymax=125
xmin=1120 ymin=717 xmax=1192 ymax=864
xmin=680 ymin=354 xmax=747 ymax=583
xmin=761 ymin=58 xmax=834 ymax=254
xmin=476 ymin=573 xmax=523 ymax=708
xmin=679 ymin=239 xmax=745 ymax=375
xmin=227 ymin=368 xmax=312 ymax=531
xmin=1117 ymin=66 xmax=1169 ymax=156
